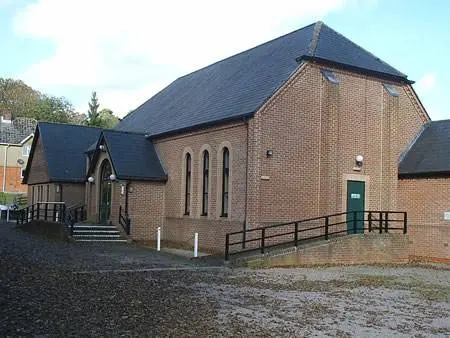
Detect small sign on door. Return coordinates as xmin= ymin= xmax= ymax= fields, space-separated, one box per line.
xmin=351 ymin=193 xmax=361 ymax=199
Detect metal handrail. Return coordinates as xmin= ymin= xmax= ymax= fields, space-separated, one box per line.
xmin=119 ymin=205 xmax=131 ymax=235
xmin=225 ymin=210 xmax=407 ymax=260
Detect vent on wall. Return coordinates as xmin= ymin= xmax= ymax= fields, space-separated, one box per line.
xmin=321 ymin=69 xmax=339 ymax=85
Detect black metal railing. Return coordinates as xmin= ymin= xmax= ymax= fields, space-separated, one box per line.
xmin=119 ymin=205 xmax=131 ymax=235
xmin=225 ymin=211 xmax=407 ymax=260
xmin=16 ymin=202 xmax=67 ymax=225
xmin=16 ymin=202 xmax=87 ymax=236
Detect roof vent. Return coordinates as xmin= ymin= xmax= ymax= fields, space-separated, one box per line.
xmin=383 ymin=83 xmax=399 ymax=97
xmin=321 ymin=69 xmax=339 ymax=85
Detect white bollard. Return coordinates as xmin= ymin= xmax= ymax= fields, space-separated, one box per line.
xmin=157 ymin=227 xmax=161 ymax=251
xmin=6 ymin=208 xmax=9 ymax=223
xmin=27 ymin=211 xmax=31 ymax=222
xmin=55 ymin=211 xmax=59 ymax=222
xmin=194 ymin=232 xmax=198 ymax=258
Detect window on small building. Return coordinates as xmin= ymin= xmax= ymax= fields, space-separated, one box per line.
xmin=184 ymin=153 xmax=191 ymax=215
xmin=321 ymin=69 xmax=339 ymax=85
xmin=22 ymin=145 xmax=31 ymax=157
xmin=383 ymin=83 xmax=399 ymax=97
xmin=221 ymin=147 xmax=229 ymax=217
xmin=201 ymin=150 xmax=209 ymax=216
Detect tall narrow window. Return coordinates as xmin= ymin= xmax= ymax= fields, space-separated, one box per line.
xmin=221 ymin=147 xmax=229 ymax=217
xmin=184 ymin=153 xmax=191 ymax=215
xmin=201 ymin=150 xmax=209 ymax=215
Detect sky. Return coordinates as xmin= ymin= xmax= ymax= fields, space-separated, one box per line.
xmin=0 ymin=0 xmax=449 ymax=119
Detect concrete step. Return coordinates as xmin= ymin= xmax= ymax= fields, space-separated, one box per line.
xmin=75 ymin=239 xmax=128 ymax=243
xmin=70 ymin=223 xmax=127 ymax=243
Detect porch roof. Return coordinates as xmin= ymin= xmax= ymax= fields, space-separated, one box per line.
xmin=92 ymin=130 xmax=167 ymax=182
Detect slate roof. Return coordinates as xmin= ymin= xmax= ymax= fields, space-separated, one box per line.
xmin=95 ymin=130 xmax=166 ymax=181
xmin=116 ymin=21 xmax=410 ymax=137
xmin=0 ymin=117 xmax=36 ymax=144
xmin=23 ymin=122 xmax=102 ymax=183
xmin=399 ymin=120 xmax=450 ymax=176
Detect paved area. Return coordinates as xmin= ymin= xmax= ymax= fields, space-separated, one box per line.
xmin=0 ymin=221 xmax=449 ymax=336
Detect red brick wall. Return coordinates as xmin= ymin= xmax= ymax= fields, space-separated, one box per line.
xmin=26 ymin=136 xmax=49 ymax=185
xmin=0 ymin=166 xmax=26 ymax=193
xmin=246 ymin=233 xmax=409 ymax=267
xmin=398 ymin=178 xmax=450 ymax=263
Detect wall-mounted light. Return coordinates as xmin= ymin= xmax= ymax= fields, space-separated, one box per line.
xmin=56 ymin=184 xmax=60 ymax=193
xmin=99 ymin=145 xmax=106 ymax=151
xmin=266 ymin=150 xmax=274 ymax=158
xmin=355 ymin=155 xmax=364 ymax=167
xmin=109 ymin=174 xmax=117 ymax=181
xmin=87 ymin=176 xmax=95 ymax=183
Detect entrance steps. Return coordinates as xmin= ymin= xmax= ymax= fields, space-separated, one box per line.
xmin=71 ymin=224 xmax=128 ymax=243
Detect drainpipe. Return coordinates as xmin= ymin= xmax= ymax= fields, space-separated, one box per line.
xmin=2 ymin=144 xmax=11 ymax=192
xmin=243 ymin=118 xmax=249 ymax=248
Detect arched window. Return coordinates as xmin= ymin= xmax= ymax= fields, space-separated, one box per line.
xmin=184 ymin=153 xmax=191 ymax=215
xmin=201 ymin=150 xmax=209 ymax=215
xmin=221 ymin=147 xmax=229 ymax=217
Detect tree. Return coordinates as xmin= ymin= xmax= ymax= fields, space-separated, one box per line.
xmin=98 ymin=108 xmax=119 ymax=128
xmin=86 ymin=91 xmax=100 ymax=126
xmin=0 ymin=77 xmax=86 ymax=125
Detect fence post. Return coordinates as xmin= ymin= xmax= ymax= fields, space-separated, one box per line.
xmin=403 ymin=212 xmax=407 ymax=234
xmin=384 ymin=212 xmax=389 ymax=233
xmin=294 ymin=222 xmax=299 ymax=246
xmin=119 ymin=205 xmax=122 ymax=224
xmin=194 ymin=233 xmax=199 ymax=258
xmin=44 ymin=203 xmax=48 ymax=221
xmin=53 ymin=205 xmax=56 ymax=222
xmin=353 ymin=211 xmax=357 ymax=234
xmin=37 ymin=203 xmax=40 ymax=220
xmin=379 ymin=212 xmax=383 ymax=234
xmin=325 ymin=217 xmax=329 ymax=240
xmin=368 ymin=212 xmax=372 ymax=232
xmin=261 ymin=228 xmax=265 ymax=254
xmin=157 ymin=227 xmax=161 ymax=251
xmin=225 ymin=234 xmax=230 ymax=261
xmin=31 ymin=204 xmax=35 ymax=221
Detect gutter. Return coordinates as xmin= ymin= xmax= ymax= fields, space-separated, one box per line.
xmin=2 ymin=144 xmax=11 ymax=192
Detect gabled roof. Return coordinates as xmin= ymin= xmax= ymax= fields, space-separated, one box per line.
xmin=116 ymin=21 xmax=410 ymax=137
xmin=23 ymin=122 xmax=102 ymax=183
xmin=399 ymin=120 xmax=450 ymax=177
xmin=0 ymin=117 xmax=36 ymax=144
xmin=90 ymin=130 xmax=166 ymax=181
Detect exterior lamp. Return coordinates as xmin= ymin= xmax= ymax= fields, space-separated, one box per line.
xmin=109 ymin=174 xmax=117 ymax=181
xmin=87 ymin=176 xmax=95 ymax=183
xmin=99 ymin=145 xmax=106 ymax=151
xmin=266 ymin=149 xmax=274 ymax=157
xmin=355 ymin=155 xmax=364 ymax=167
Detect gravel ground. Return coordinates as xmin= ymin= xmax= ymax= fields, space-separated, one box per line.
xmin=1 ymin=221 xmax=449 ymax=337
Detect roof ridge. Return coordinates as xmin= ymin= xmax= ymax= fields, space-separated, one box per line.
xmin=307 ymin=21 xmax=323 ymax=56
xmin=319 ymin=23 xmax=407 ymax=78
xmin=104 ymin=129 xmax=147 ymax=136
xmin=38 ymin=121 xmax=104 ymax=129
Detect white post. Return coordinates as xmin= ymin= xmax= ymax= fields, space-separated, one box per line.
xmin=157 ymin=227 xmax=161 ymax=251
xmin=55 ymin=211 xmax=59 ymax=222
xmin=6 ymin=208 xmax=9 ymax=222
xmin=194 ymin=232 xmax=198 ymax=258
xmin=27 ymin=211 xmax=31 ymax=222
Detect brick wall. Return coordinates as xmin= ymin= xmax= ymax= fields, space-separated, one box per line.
xmin=246 ymin=233 xmax=409 ymax=267
xmin=398 ymin=177 xmax=450 ymax=263
xmin=247 ymin=62 xmax=427 ymax=230
xmin=0 ymin=166 xmax=26 ymax=192
xmin=26 ymin=135 xmax=49 ymax=185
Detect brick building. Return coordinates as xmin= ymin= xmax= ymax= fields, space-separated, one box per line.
xmin=0 ymin=115 xmax=35 ymax=194
xmin=23 ymin=22 xmax=448 ymax=261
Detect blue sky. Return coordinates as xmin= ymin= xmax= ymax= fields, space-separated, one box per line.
xmin=0 ymin=0 xmax=449 ymax=119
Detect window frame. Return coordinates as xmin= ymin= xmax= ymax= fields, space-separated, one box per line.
xmin=201 ymin=150 xmax=209 ymax=216
xmin=221 ymin=147 xmax=229 ymax=217
xmin=184 ymin=153 xmax=191 ymax=215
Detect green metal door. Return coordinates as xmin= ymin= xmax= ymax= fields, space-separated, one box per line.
xmin=99 ymin=160 xmax=112 ymax=224
xmin=346 ymin=180 xmax=365 ymax=234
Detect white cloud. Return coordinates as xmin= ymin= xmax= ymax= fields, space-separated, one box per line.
xmin=14 ymin=0 xmax=353 ymax=116
xmin=415 ymin=73 xmax=437 ymax=93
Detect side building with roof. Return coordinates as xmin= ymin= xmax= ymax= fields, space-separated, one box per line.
xmin=23 ymin=122 xmax=102 ymax=206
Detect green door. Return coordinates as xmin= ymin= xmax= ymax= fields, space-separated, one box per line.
xmin=99 ymin=161 xmax=112 ymax=224
xmin=346 ymin=180 xmax=365 ymax=234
